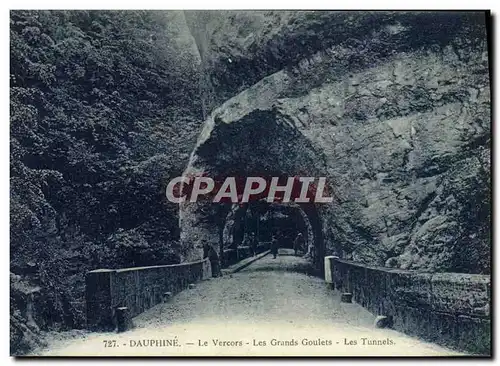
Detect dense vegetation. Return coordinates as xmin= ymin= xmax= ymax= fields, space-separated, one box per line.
xmin=10 ymin=10 xmax=202 ymax=353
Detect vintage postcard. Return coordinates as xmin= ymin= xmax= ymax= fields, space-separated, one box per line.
xmin=10 ymin=10 xmax=491 ymax=357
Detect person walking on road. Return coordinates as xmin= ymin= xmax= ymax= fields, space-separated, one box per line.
xmin=294 ymin=232 xmax=304 ymax=256
xmin=251 ymin=233 xmax=258 ymax=256
xmin=203 ymin=241 xmax=221 ymax=277
xmin=270 ymin=235 xmax=279 ymax=259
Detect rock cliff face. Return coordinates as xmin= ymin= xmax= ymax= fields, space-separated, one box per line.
xmin=181 ymin=11 xmax=490 ymax=273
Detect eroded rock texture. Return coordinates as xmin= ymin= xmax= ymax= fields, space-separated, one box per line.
xmin=180 ymin=11 xmax=490 ymax=274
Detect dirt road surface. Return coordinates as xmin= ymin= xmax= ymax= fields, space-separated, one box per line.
xmin=36 ymin=249 xmax=464 ymax=356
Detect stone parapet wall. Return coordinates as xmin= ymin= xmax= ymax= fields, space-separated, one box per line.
xmin=223 ymin=243 xmax=271 ymax=267
xmin=85 ymin=258 xmax=211 ymax=331
xmin=325 ymin=256 xmax=490 ymax=355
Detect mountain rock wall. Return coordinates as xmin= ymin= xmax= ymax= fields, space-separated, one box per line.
xmin=181 ymin=11 xmax=490 ymax=273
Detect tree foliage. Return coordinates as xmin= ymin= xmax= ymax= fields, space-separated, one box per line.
xmin=10 ymin=10 xmax=202 ymax=353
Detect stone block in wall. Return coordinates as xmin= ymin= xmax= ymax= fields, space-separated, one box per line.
xmin=85 ymin=269 xmax=115 ymax=331
xmin=364 ymin=267 xmax=388 ymax=314
xmin=332 ymin=260 xmax=349 ymax=293
xmin=347 ymin=264 xmax=366 ymax=305
xmin=324 ymin=256 xmax=337 ymax=284
xmin=454 ymin=315 xmax=491 ymax=355
xmin=257 ymin=242 xmax=271 ymax=252
xmin=223 ymin=249 xmax=238 ymax=266
xmin=427 ymin=310 xmax=458 ymax=347
xmin=391 ymin=305 xmax=432 ymax=339
xmin=430 ymin=273 xmax=490 ymax=316
xmin=237 ymin=246 xmax=251 ymax=260
xmin=388 ymin=271 xmax=433 ymax=310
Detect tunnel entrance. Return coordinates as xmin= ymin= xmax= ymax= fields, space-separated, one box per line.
xmin=223 ymin=201 xmax=318 ymax=257
xmin=179 ymin=108 xmax=329 ymax=275
xmin=213 ymin=200 xmax=324 ymax=274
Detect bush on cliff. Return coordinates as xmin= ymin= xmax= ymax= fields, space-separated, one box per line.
xmin=10 ymin=10 xmax=201 ymax=354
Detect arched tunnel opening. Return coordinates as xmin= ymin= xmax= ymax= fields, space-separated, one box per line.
xmin=179 ymin=108 xmax=332 ymax=276
xmin=220 ymin=201 xmax=324 ymax=273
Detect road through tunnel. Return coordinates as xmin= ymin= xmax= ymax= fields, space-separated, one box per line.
xmin=222 ymin=201 xmax=323 ymax=267
xmin=179 ymin=108 xmax=330 ymax=274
